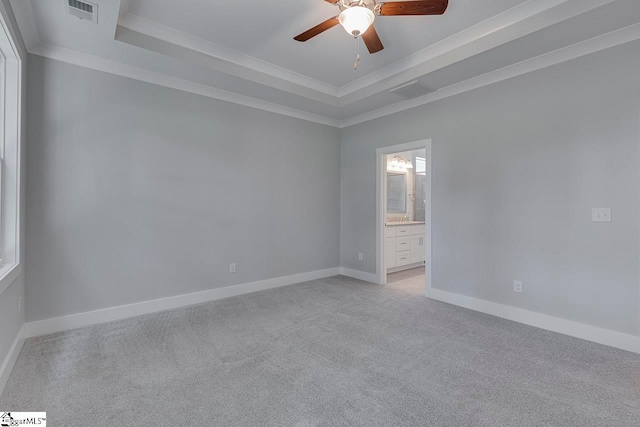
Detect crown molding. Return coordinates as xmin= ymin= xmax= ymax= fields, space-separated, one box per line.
xmin=118 ymin=0 xmax=131 ymax=23
xmin=339 ymin=22 xmax=640 ymax=128
xmin=6 ymin=0 xmax=36 ymax=53
xmin=116 ymin=12 xmax=340 ymax=105
xmin=26 ymin=18 xmax=640 ymax=131
xmin=10 ymin=0 xmax=640 ymax=129
xmin=337 ymin=0 xmax=618 ymax=105
xmin=29 ymin=42 xmax=342 ymax=128
xmin=112 ymin=0 xmax=618 ymax=109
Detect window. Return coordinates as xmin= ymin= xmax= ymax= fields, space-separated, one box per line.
xmin=415 ymin=157 xmax=426 ymax=174
xmin=1 ymin=52 xmax=5 ymax=263
xmin=0 ymin=5 xmax=24 ymax=294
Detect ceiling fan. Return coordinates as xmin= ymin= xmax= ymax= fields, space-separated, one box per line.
xmin=294 ymin=0 xmax=449 ymax=55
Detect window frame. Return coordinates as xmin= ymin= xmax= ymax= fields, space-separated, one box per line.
xmin=0 ymin=4 xmax=24 ymax=295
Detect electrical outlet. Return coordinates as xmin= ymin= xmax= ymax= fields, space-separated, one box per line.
xmin=229 ymin=263 xmax=236 ymax=274
xmin=592 ymin=208 xmax=611 ymax=223
xmin=513 ymin=280 xmax=523 ymax=293
xmin=358 ymin=252 xmax=363 ymax=261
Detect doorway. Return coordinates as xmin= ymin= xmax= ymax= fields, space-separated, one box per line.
xmin=376 ymin=140 xmax=432 ymax=295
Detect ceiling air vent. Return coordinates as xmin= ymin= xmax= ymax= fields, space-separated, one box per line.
xmin=67 ymin=0 xmax=98 ymax=23
xmin=389 ymin=81 xmax=435 ymax=100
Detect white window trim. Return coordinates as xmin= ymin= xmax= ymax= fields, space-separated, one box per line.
xmin=0 ymin=3 xmax=23 ymax=296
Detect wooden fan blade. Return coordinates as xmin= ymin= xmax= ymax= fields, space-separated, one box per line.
xmin=379 ymin=0 xmax=448 ymax=16
xmin=294 ymin=17 xmax=340 ymax=41
xmin=362 ymin=25 xmax=384 ymax=54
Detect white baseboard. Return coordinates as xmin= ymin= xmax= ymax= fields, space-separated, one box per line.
xmin=427 ymin=288 xmax=640 ymax=354
xmin=0 ymin=324 xmax=25 ymax=398
xmin=339 ymin=267 xmax=379 ymax=284
xmin=25 ymin=268 xmax=340 ymax=338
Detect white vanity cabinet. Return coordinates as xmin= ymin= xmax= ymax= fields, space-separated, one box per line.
xmin=384 ymin=226 xmax=397 ymax=268
xmin=411 ymin=235 xmax=425 ymax=263
xmin=385 ymin=224 xmax=425 ymax=271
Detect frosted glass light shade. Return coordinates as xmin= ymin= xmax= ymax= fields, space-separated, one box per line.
xmin=338 ymin=6 xmax=375 ymax=37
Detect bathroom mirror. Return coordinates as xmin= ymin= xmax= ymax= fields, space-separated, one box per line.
xmin=387 ymin=173 xmax=406 ymax=213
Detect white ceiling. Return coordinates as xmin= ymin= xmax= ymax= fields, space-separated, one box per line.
xmin=126 ymin=0 xmax=528 ymax=87
xmin=9 ymin=0 xmax=640 ymax=127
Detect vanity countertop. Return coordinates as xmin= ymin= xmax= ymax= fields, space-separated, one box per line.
xmin=385 ymin=221 xmax=425 ymax=226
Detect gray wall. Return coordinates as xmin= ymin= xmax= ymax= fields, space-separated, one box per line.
xmin=21 ymin=35 xmax=640 ymax=340
xmin=341 ymin=41 xmax=640 ymax=337
xmin=26 ymin=55 xmax=341 ymax=321
xmin=0 ymin=277 xmax=24 ymax=358
xmin=0 ymin=0 xmax=26 ymax=372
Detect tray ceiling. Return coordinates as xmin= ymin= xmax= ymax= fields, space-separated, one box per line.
xmin=9 ymin=0 xmax=640 ymax=127
xmin=126 ymin=0 xmax=528 ymax=87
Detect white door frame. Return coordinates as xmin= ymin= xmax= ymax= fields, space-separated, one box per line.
xmin=376 ymin=139 xmax=432 ymax=295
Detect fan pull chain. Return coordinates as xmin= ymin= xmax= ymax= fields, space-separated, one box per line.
xmin=353 ymin=36 xmax=361 ymax=71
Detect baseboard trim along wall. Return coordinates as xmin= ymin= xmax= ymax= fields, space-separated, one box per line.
xmin=428 ymin=288 xmax=640 ymax=355
xmin=21 ymin=270 xmax=639 ymax=356
xmin=25 ymin=268 xmax=340 ymax=338
xmin=0 ymin=324 xmax=25 ymax=397
xmin=339 ymin=267 xmax=379 ymax=284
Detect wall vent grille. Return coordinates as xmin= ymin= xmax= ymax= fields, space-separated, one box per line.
xmin=67 ymin=0 xmax=98 ymax=23
xmin=389 ymin=81 xmax=435 ymax=99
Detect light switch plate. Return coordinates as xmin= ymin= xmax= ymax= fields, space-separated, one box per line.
xmin=592 ymin=208 xmax=611 ymax=223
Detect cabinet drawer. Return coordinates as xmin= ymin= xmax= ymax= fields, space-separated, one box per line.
xmin=396 ymin=250 xmax=411 ymax=266
xmin=384 ymin=226 xmax=396 ymax=238
xmin=411 ymin=225 xmax=425 ymax=236
xmin=395 ymin=236 xmax=410 ymax=251
xmin=395 ymin=226 xmax=411 ymax=236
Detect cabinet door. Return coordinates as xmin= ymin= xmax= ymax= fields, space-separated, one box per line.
xmin=385 ymin=237 xmax=396 ymax=268
xmin=411 ymin=235 xmax=425 ymax=263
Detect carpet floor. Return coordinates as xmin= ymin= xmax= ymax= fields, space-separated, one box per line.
xmin=1 ymin=275 xmax=639 ymax=426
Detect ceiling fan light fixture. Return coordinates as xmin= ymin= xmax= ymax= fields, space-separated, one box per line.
xmin=338 ymin=6 xmax=375 ymax=37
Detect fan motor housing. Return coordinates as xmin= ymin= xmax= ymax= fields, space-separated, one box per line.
xmin=339 ymin=0 xmax=378 ymax=13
